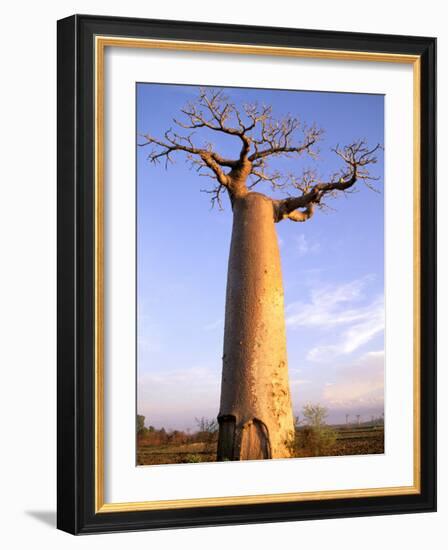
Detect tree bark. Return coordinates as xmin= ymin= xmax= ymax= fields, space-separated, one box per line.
xmin=217 ymin=192 xmax=295 ymax=460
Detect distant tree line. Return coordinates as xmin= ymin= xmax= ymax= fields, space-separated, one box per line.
xmin=341 ymin=413 xmax=384 ymax=427
xmin=137 ymin=415 xmax=218 ymax=447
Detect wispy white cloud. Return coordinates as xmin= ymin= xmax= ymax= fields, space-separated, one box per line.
xmin=286 ymin=276 xmax=383 ymax=361
xmin=287 ymin=276 xmax=370 ymax=328
xmin=306 ymin=296 xmax=384 ymax=361
xmin=294 ymin=234 xmax=320 ymax=257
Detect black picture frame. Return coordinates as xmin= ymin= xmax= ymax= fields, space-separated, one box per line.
xmin=57 ymin=14 xmax=436 ymax=535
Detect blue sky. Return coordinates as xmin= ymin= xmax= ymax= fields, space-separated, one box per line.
xmin=136 ymin=83 xmax=384 ymax=430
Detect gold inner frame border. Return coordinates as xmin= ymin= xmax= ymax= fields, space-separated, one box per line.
xmin=94 ymin=36 xmax=421 ymax=513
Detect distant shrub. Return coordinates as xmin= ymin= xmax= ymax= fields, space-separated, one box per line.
xmin=181 ymin=454 xmax=203 ymax=463
xmin=194 ymin=417 xmax=219 ymax=455
xmin=137 ymin=414 xmax=146 ymax=435
xmin=294 ymin=403 xmax=337 ymax=457
xmin=297 ymin=425 xmax=336 ymax=456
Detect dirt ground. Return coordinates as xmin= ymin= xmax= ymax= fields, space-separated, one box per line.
xmin=137 ymin=426 xmax=384 ymax=466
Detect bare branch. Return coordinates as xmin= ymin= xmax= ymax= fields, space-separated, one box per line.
xmin=274 ymin=141 xmax=382 ymax=222
xmin=173 ymin=89 xmax=323 ymax=167
xmin=139 ymin=88 xmax=381 ymax=212
xmin=285 ymin=203 xmax=316 ymax=222
xmin=174 ymin=88 xmax=252 ymax=161
xmin=248 ymin=121 xmax=322 ymax=162
xmin=138 ymin=130 xmax=231 ymax=186
xmin=248 ymin=169 xmax=283 ymax=189
xmin=200 ymin=184 xmax=226 ymax=211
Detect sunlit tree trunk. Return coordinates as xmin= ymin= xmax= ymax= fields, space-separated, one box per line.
xmin=217 ymin=192 xmax=295 ymax=460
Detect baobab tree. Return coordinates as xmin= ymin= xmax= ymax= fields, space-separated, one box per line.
xmin=139 ymin=88 xmax=381 ymax=461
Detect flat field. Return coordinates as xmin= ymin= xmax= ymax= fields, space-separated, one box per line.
xmin=137 ymin=425 xmax=384 ymax=466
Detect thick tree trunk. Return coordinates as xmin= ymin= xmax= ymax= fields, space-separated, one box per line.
xmin=217 ymin=192 xmax=295 ymax=460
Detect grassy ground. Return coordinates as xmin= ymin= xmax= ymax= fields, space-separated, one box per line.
xmin=137 ymin=425 xmax=384 ymax=466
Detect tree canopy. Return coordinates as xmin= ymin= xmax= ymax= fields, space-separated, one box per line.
xmin=138 ymin=87 xmax=381 ymax=223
